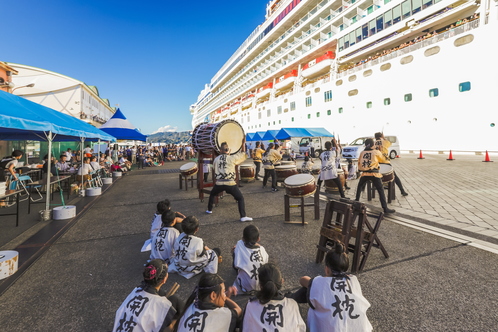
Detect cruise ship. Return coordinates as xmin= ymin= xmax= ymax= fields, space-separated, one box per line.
xmin=190 ymin=0 xmax=497 ymax=151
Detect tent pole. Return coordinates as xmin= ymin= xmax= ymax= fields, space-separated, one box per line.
xmin=97 ymin=139 xmax=101 ymax=163
xmin=80 ymin=137 xmax=85 ymax=190
xmin=45 ymin=131 xmax=53 ymax=215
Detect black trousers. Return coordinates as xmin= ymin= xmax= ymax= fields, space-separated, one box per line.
xmin=393 ymin=171 xmax=406 ymax=193
xmin=253 ymin=161 xmax=261 ymax=180
xmin=355 ymin=176 xmax=388 ymax=210
xmin=207 ymin=184 xmax=246 ymax=218
xmin=318 ymin=178 xmax=346 ymax=198
xmin=263 ymin=168 xmax=277 ymax=189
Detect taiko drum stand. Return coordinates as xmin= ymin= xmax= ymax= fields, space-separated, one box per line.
xmin=283 ymin=188 xmax=320 ymax=226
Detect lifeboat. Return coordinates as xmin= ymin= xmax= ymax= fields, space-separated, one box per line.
xmin=275 ymin=70 xmax=298 ymax=90
xmin=301 ymin=51 xmax=335 ymax=79
xmin=256 ymin=82 xmax=273 ymax=99
xmin=241 ymin=94 xmax=255 ymax=109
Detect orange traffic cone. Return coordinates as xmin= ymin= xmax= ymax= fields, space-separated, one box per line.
xmin=483 ymin=150 xmax=493 ymax=162
xmin=417 ymin=150 xmax=425 ymax=159
xmin=447 ymin=150 xmax=455 ymax=161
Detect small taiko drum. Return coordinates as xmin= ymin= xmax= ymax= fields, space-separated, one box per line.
xmin=311 ymin=167 xmax=321 ymax=175
xmin=324 ymin=169 xmax=346 ymax=193
xmin=379 ymin=164 xmax=394 ymax=183
xmin=275 ymin=165 xmax=298 ymax=182
xmin=239 ymin=164 xmax=255 ymax=182
xmin=180 ymin=162 xmax=198 ymax=177
xmin=284 ymin=174 xmax=316 ymax=198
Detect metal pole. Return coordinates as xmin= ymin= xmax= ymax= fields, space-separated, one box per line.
xmin=80 ymin=137 xmax=85 ymax=189
xmin=45 ymin=131 xmax=53 ymax=214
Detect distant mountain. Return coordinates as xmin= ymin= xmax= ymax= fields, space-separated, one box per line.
xmin=147 ymin=131 xmax=191 ymax=144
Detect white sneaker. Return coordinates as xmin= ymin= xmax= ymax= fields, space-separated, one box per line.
xmin=206 ymin=210 xmax=212 ymax=214
xmin=240 ymin=216 xmax=253 ymax=222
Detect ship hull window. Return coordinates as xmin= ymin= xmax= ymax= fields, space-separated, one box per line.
xmin=402 ymin=0 xmax=411 ymax=20
xmin=384 ymin=10 xmax=392 ymax=28
xmin=459 ymin=82 xmax=471 ymax=92
xmin=376 ymin=16 xmax=384 ymax=33
xmin=429 ymin=88 xmax=439 ymax=97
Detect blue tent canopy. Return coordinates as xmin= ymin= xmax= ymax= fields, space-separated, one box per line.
xmin=0 ymin=90 xmax=115 ymax=141
xmin=254 ymin=131 xmax=266 ymax=141
xmin=275 ymin=128 xmax=313 ymax=140
xmin=246 ymin=133 xmax=255 ymax=141
xmin=99 ymin=108 xmax=147 ymax=141
xmin=261 ymin=130 xmax=280 ymax=140
xmin=306 ymin=127 xmax=334 ymax=137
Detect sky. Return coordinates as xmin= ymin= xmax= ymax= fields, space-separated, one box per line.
xmin=3 ymin=0 xmax=270 ymax=134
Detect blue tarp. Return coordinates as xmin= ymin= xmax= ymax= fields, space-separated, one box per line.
xmin=0 ymin=90 xmax=115 ymax=141
xmin=99 ymin=108 xmax=147 ymax=141
xmin=261 ymin=130 xmax=280 ymax=141
xmin=306 ymin=127 xmax=334 ymax=137
xmin=275 ymin=128 xmax=313 ymax=140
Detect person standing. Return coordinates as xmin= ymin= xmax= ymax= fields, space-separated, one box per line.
xmin=262 ymin=143 xmax=282 ymax=192
xmin=355 ymin=138 xmax=395 ymax=214
xmin=1 ymin=150 xmax=23 ymax=184
xmin=206 ymin=140 xmax=253 ymax=222
xmin=374 ymin=132 xmax=408 ymax=196
xmin=251 ymin=141 xmax=265 ymax=181
xmin=309 ymin=140 xmax=315 ymax=157
xmin=317 ymin=141 xmax=347 ymax=198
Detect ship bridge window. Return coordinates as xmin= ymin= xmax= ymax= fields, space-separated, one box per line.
xmin=384 ymin=11 xmax=392 ymax=28
xmin=404 ymin=93 xmax=413 ymax=102
xmin=324 ymin=90 xmax=333 ymax=102
xmin=402 ymin=1 xmax=411 ymax=20
xmin=412 ymin=0 xmax=422 ymax=14
xmin=393 ymin=5 xmax=401 ymax=24
xmin=429 ymin=88 xmax=439 ymax=97
xmin=459 ymin=82 xmax=471 ymax=92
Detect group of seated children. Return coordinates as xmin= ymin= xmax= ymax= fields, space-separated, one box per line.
xmin=112 ymin=198 xmax=372 ymax=331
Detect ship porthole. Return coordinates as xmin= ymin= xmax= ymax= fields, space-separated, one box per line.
xmin=363 ymin=69 xmax=373 ymax=77
xmin=400 ymin=55 xmax=413 ymax=65
xmin=336 ymin=80 xmax=343 ymax=86
xmin=433 ymin=118 xmax=438 ymax=121
xmin=348 ymin=75 xmax=357 ymax=82
xmin=407 ymin=120 xmax=412 ymax=124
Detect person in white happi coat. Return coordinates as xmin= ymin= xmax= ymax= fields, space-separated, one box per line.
xmin=177 ymin=273 xmax=242 ymax=332
xmin=298 ymin=241 xmax=373 ymax=332
xmin=169 ymin=216 xmax=220 ymax=279
xmin=318 ymin=141 xmax=347 ymax=198
xmin=112 ymin=259 xmax=183 ymax=332
xmin=150 ymin=211 xmax=180 ymax=264
xmin=242 ymin=263 xmax=306 ymax=332
xmin=232 ymin=225 xmax=269 ymax=294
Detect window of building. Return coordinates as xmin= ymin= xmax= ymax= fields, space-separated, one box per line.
xmin=305 ymin=96 xmax=312 ymax=107
xmin=356 ymin=27 xmax=362 ymax=43
xmin=367 ymin=101 xmax=373 ymax=108
xmin=412 ymin=0 xmax=422 ymax=14
xmin=316 ymin=112 xmax=320 ymax=117
xmin=291 ymin=117 xmax=295 ymax=122
xmin=376 ymin=15 xmax=384 ymax=33
xmin=384 ymin=10 xmax=392 ymax=28
xmin=338 ymin=107 xmax=343 ymax=113
xmin=422 ymin=0 xmax=433 ymax=9
xmin=384 ymin=98 xmax=391 ymax=105
xmin=404 ymin=93 xmax=412 ymax=102
xmin=324 ymin=90 xmax=333 ymax=102
xmin=362 ymin=24 xmax=369 ymax=39
xmin=327 ymin=110 xmax=332 ymax=115
xmin=277 ymin=106 xmax=282 ymax=114
xmin=290 ymin=101 xmax=296 ymax=111
xmin=369 ymin=19 xmax=376 ymax=37
xmin=307 ymin=114 xmax=311 ymax=119
xmin=459 ymin=82 xmax=471 ymax=92
xmin=393 ymin=5 xmax=401 ymax=24
xmin=429 ymin=88 xmax=439 ymax=97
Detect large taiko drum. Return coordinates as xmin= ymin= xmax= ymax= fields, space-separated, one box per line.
xmin=239 ymin=164 xmax=255 ymax=182
xmin=180 ymin=162 xmax=198 ymax=177
xmin=324 ymin=169 xmax=346 ymax=193
xmin=379 ymin=164 xmax=394 ymax=183
xmin=275 ymin=165 xmax=298 ymax=182
xmin=284 ymin=174 xmax=316 ymax=198
xmin=192 ymin=120 xmax=245 ymax=155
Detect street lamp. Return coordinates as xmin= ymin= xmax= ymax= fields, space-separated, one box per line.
xmin=12 ymin=83 xmax=35 ymax=93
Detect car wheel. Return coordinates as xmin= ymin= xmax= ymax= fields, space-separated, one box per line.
xmin=314 ymin=150 xmax=321 ymax=158
xmin=389 ymin=150 xmax=397 ymax=159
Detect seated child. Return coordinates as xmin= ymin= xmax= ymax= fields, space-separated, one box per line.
xmin=299 ymin=240 xmax=372 ymax=332
xmin=232 ymin=225 xmax=269 ymax=294
xmin=176 ymin=273 xmax=242 ymax=332
xmin=169 ymin=216 xmax=220 ymax=279
xmin=242 ymin=263 xmax=306 ymax=332
xmin=150 ymin=200 xmax=170 ymax=238
xmin=110 ymin=162 xmax=125 ymax=173
xmin=150 ymin=211 xmax=180 ymax=264
xmin=163 ymin=199 xmax=185 ymax=233
xmin=301 ymin=156 xmax=314 ymax=174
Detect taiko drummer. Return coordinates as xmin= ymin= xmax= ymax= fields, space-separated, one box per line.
xmin=206 ymin=139 xmax=253 ymax=222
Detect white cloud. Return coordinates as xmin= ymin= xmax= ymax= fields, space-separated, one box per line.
xmin=152 ymin=125 xmax=178 ymax=134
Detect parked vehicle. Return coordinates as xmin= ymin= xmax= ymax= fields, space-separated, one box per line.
xmin=342 ymin=136 xmax=400 ymax=160
xmin=298 ymin=136 xmax=334 ymax=158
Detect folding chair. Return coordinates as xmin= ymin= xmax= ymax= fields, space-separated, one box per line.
xmin=11 ymin=175 xmax=44 ymax=202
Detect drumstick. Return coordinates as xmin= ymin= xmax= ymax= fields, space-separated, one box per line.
xmin=165 ymin=282 xmax=180 ymax=297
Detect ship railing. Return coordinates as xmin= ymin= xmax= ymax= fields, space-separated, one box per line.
xmin=337 ymin=19 xmax=480 ymax=78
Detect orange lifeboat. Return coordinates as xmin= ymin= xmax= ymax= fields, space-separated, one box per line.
xmin=301 ymin=51 xmax=335 ymax=78
xmin=275 ymin=70 xmax=298 ymax=90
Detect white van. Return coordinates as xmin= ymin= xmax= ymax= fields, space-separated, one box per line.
xmin=342 ymin=136 xmax=400 ymax=160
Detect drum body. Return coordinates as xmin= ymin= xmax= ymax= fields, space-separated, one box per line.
xmin=379 ymin=164 xmax=394 ymax=183
xmin=275 ymin=165 xmax=298 ymax=182
xmin=192 ymin=120 xmax=245 ymax=155
xmin=239 ymin=164 xmax=255 ymax=181
xmin=180 ymin=162 xmax=198 ymax=177
xmin=284 ymin=174 xmax=316 ymax=198
xmin=324 ymin=170 xmax=346 ymax=193
xmin=311 ymin=168 xmax=321 ymax=175
xmin=280 ymin=160 xmax=296 ymax=166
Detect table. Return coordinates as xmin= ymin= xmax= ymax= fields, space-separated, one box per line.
xmin=0 ymin=190 xmax=23 ymax=227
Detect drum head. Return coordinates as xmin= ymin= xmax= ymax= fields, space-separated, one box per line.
xmin=216 ymin=121 xmax=245 ymax=155
xmin=275 ymin=165 xmax=296 ymax=170
xmin=379 ymin=164 xmax=393 ymax=173
xmin=240 ymin=164 xmax=253 ymax=169
xmin=284 ymin=174 xmax=314 ymax=186
xmin=180 ymin=162 xmax=197 ymax=171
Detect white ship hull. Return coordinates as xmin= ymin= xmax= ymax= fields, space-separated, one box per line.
xmin=191 ymin=0 xmax=497 ymax=152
